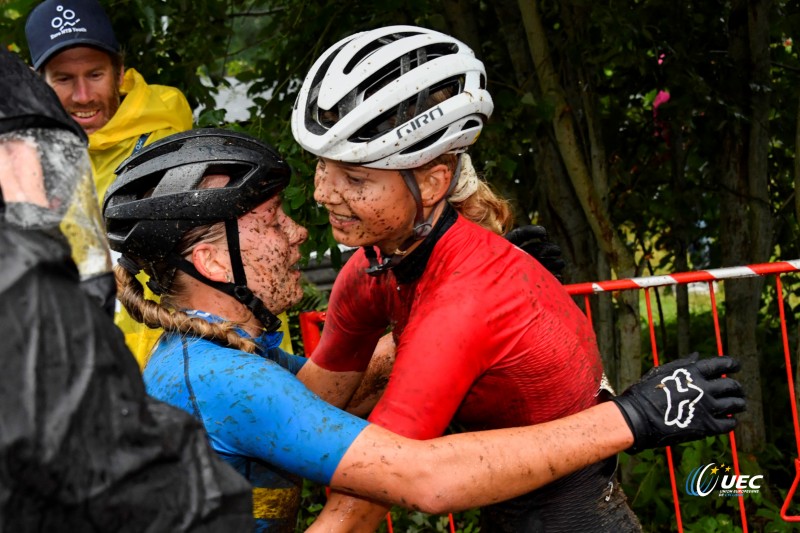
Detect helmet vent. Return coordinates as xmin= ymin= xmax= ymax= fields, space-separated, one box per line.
xmin=399 ymin=128 xmax=447 ymax=155
xmin=349 ymin=76 xmax=462 ymax=143
xmin=462 ymin=119 xmax=481 ymax=131
xmin=342 ymin=31 xmax=420 ymax=75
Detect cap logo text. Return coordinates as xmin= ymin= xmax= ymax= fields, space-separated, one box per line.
xmin=49 ymin=5 xmax=84 ymax=40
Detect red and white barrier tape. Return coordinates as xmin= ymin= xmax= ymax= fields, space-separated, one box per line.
xmin=565 ymin=260 xmax=800 ymax=295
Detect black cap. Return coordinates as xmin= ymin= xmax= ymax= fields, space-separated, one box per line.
xmin=0 ymin=48 xmax=87 ymax=141
xmin=25 ymin=0 xmax=119 ymax=70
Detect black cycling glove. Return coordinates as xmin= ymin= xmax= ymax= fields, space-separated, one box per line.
xmin=612 ymin=353 xmax=746 ymax=454
xmin=504 ymin=225 xmax=566 ymax=281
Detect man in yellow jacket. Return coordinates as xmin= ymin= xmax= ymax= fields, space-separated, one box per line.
xmin=25 ymin=0 xmax=293 ymax=367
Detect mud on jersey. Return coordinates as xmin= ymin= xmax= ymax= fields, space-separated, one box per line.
xmin=143 ymin=312 xmax=368 ymax=532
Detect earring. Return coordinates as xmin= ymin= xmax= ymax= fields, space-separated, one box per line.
xmin=226 ymin=273 xmax=232 ymax=283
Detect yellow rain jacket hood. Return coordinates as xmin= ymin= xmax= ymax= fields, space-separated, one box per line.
xmin=90 ymin=68 xmax=191 ymax=366
xmin=89 ymin=68 xmax=192 ymax=205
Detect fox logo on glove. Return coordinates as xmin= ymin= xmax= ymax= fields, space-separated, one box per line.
xmin=612 ymin=354 xmax=743 ymax=454
xmin=661 ymin=368 xmax=704 ymax=428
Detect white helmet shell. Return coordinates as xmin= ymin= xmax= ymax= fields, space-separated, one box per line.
xmin=291 ymin=25 xmax=493 ymax=169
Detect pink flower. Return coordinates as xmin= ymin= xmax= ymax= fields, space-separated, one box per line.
xmin=653 ymin=90 xmax=671 ymax=111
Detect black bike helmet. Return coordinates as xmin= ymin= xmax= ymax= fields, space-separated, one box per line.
xmin=104 ymin=128 xmax=291 ymax=332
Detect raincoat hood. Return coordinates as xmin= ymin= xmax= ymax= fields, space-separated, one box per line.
xmin=0 ymin=223 xmax=253 ymax=531
xmin=88 ymin=68 xmax=193 ymax=203
xmin=0 ymin=48 xmax=86 ymax=141
xmin=0 ymin=49 xmax=113 ymax=312
xmin=89 ymin=68 xmax=191 ymax=150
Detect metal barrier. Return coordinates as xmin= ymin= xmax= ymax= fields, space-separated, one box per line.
xmin=565 ymin=259 xmax=800 ymax=532
xmin=298 ymin=259 xmax=800 ymax=532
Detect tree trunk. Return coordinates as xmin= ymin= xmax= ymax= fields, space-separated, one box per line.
xmin=718 ymin=126 xmax=767 ymax=453
xmin=440 ymin=0 xmax=482 ymax=54
xmin=668 ymin=115 xmax=692 ymax=357
xmin=593 ymin=257 xmax=617 ymax=388
xmin=491 ymin=0 xmax=535 ymax=91
xmin=723 ymin=279 xmax=766 ymax=452
xmin=714 ymin=0 xmax=771 ymax=454
xmin=796 ymin=93 xmax=800 ymax=227
xmin=794 ymin=91 xmax=800 ymax=432
xmin=489 ymin=0 xmax=619 ymax=375
xmin=520 ymin=0 xmax=639 ymax=388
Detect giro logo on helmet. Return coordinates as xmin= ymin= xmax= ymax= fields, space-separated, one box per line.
xmin=395 ymin=106 xmax=445 ymax=139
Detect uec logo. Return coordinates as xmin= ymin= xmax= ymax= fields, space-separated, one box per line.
xmin=685 ymin=463 xmax=763 ymax=497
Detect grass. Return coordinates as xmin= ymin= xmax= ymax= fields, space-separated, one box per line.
xmin=638 ymin=283 xmax=721 ymax=325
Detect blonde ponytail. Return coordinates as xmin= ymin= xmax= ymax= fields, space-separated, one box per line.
xmin=418 ymin=153 xmax=514 ymax=235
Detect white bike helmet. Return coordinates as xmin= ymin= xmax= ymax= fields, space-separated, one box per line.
xmin=291 ymin=25 xmax=493 ymax=169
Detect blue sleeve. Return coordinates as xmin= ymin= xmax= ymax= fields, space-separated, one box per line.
xmin=189 ymin=349 xmax=367 ymax=485
xmin=263 ymin=347 xmax=307 ymax=375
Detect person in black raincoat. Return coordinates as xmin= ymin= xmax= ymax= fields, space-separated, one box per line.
xmin=0 ymin=48 xmax=253 ymax=532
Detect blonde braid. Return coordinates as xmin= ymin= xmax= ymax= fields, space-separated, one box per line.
xmin=114 ymin=265 xmax=167 ymax=329
xmin=168 ymin=308 xmax=257 ymax=354
xmin=114 ymin=265 xmax=257 ymax=353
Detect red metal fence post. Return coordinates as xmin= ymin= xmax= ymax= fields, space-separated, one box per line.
xmin=565 ymin=259 xmax=800 ymax=531
xmin=774 ymin=275 xmax=800 ymax=521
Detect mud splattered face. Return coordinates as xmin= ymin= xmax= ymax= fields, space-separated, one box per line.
xmin=313 ymin=158 xmax=417 ymax=254
xmin=236 ymin=195 xmax=308 ymax=315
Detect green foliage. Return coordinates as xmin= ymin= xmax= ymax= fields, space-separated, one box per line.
xmin=295 ymin=480 xmax=483 ymax=532
xmin=376 ymin=508 xmax=480 ymax=533
xmin=623 ymin=437 xmax=761 ymax=532
xmin=296 ymin=480 xmax=327 ymax=530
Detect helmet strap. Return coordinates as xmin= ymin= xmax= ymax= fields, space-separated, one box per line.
xmin=363 ymin=245 xmax=392 ymax=276
xmin=399 ymin=169 xmax=433 ymax=239
xmin=364 ymin=160 xmax=459 ymax=276
xmin=225 ymin=219 xmax=248 ymax=287
xmin=118 ymin=254 xmax=141 ymax=276
xmin=167 ymin=255 xmax=282 ymax=334
xmin=163 ymin=219 xmax=282 ymax=333
xmin=399 ymin=152 xmax=461 ymax=239
xmin=223 ymin=219 xmax=282 ymax=332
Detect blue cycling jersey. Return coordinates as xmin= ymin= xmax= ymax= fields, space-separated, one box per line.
xmin=143 ymin=311 xmax=368 ymax=532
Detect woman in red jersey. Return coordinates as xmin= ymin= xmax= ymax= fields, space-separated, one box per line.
xmin=291 ymin=25 xmax=680 ymax=532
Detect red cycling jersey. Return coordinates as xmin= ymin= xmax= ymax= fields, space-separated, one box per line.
xmin=312 ymin=213 xmax=605 ymax=439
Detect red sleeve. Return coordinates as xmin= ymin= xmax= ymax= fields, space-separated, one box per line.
xmin=367 ymin=285 xmax=490 ymax=439
xmin=310 ymin=249 xmax=389 ymax=372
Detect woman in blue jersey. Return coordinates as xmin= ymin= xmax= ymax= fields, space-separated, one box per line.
xmin=104 ymin=128 xmax=745 ymax=532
